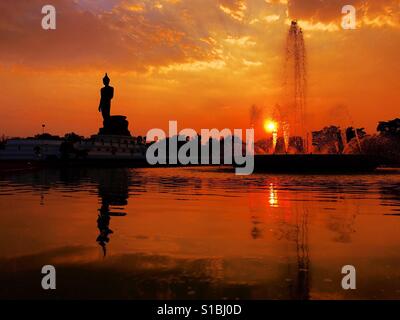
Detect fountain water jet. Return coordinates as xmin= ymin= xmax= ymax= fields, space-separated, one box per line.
xmin=248 ymin=21 xmax=381 ymax=172
xmin=284 ymin=21 xmax=307 ymax=152
xmin=283 ymin=121 xmax=290 ymax=153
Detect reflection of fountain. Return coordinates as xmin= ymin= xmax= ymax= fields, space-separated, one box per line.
xmin=248 ymin=193 xmax=265 ymax=240
xmin=251 ymin=215 xmax=263 ymax=239
xmin=96 ymin=169 xmax=129 ymax=257
xmin=266 ymin=185 xmax=310 ymax=299
xmin=279 ymin=207 xmax=311 ymax=300
xmin=294 ymin=206 xmax=310 ymax=300
xmin=262 ymin=181 xmax=310 ymax=299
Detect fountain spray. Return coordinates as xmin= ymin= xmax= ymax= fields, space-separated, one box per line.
xmin=285 ymin=21 xmax=307 ymax=152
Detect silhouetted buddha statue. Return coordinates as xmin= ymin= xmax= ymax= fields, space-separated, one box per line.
xmin=97 ymin=73 xmax=132 ymax=136
xmin=98 ymin=73 xmax=114 ymax=124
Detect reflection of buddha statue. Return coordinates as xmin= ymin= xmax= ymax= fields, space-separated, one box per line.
xmin=98 ymin=73 xmax=114 ymax=124
xmin=96 ymin=169 xmax=129 ymax=257
xmin=97 ymin=203 xmax=113 ymax=257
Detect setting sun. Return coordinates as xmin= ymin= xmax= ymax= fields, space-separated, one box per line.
xmin=264 ymin=120 xmax=278 ymax=133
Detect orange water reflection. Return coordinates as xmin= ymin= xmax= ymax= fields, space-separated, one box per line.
xmin=1 ymin=167 xmax=400 ymax=299
xmin=268 ymin=183 xmax=278 ymax=207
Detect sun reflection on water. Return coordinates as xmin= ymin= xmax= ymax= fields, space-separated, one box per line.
xmin=269 ymin=183 xmax=278 ymax=207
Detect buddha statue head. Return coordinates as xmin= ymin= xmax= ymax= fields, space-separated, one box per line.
xmin=103 ymin=73 xmax=110 ymax=86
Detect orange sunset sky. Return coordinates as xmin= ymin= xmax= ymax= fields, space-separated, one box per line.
xmin=0 ymin=0 xmax=399 ymax=138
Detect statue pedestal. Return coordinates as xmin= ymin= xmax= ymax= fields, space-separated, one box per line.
xmin=98 ymin=115 xmax=131 ymax=136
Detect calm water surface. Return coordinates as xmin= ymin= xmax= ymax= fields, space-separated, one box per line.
xmin=1 ymin=167 xmax=400 ymax=299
